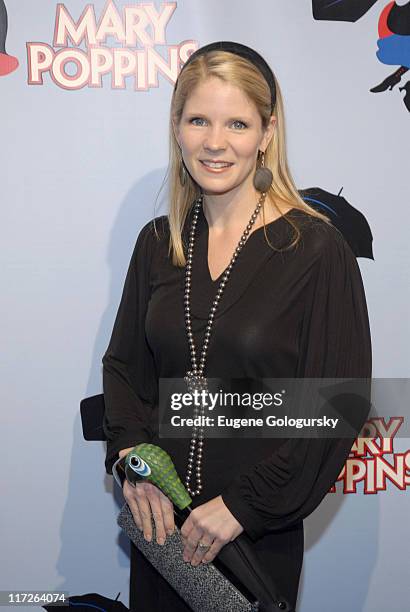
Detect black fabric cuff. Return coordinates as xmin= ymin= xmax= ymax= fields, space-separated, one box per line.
xmin=221 ymin=477 xmax=268 ymax=542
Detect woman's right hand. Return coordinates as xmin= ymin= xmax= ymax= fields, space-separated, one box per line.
xmin=123 ymin=480 xmax=175 ymax=545
xmin=119 ymin=448 xmax=175 ymax=545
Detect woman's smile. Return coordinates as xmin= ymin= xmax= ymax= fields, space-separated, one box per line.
xmin=199 ymin=159 xmax=234 ymax=173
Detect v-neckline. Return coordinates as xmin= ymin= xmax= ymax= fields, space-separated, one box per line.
xmin=202 ymin=206 xmax=296 ymax=284
xmin=182 ymin=204 xmax=304 ymax=320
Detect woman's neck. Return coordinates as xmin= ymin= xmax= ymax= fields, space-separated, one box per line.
xmin=202 ymin=190 xmax=290 ymax=234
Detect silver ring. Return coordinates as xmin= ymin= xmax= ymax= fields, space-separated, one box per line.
xmin=197 ymin=541 xmax=211 ymax=550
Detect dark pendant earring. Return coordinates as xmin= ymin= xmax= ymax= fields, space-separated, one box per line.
xmin=253 ymin=150 xmax=273 ymax=193
xmin=179 ymin=153 xmax=187 ymax=186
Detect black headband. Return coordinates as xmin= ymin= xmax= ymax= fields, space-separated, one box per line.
xmin=176 ymin=40 xmax=277 ymax=112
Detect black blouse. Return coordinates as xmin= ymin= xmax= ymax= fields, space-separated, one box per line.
xmin=102 ymin=204 xmax=372 ymax=546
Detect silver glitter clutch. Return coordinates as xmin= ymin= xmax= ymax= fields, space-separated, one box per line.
xmin=118 ymin=502 xmax=258 ymax=611
xmin=118 ymin=503 xmax=292 ymax=612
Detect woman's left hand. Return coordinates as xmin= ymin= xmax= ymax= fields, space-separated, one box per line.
xmin=180 ymin=495 xmax=244 ymax=566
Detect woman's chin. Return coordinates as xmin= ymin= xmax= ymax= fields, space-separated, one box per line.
xmin=200 ymin=185 xmax=237 ymax=196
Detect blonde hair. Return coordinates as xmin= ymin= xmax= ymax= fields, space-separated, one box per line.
xmin=154 ymin=50 xmax=331 ymax=266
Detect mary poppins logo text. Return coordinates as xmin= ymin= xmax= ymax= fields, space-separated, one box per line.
xmin=26 ymin=2 xmax=197 ymax=90
xmin=330 ymin=417 xmax=410 ymax=494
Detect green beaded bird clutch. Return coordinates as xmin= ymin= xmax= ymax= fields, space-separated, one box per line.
xmin=113 ymin=443 xmax=292 ymax=612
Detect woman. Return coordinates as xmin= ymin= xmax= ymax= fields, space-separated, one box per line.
xmin=102 ymin=41 xmax=372 ymax=611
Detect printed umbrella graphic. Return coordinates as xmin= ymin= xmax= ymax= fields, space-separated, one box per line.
xmin=43 ymin=593 xmax=129 ymax=611
xmin=312 ymin=0 xmax=377 ymax=22
xmin=312 ymin=0 xmax=379 ymax=22
xmin=300 ymin=187 xmax=374 ymax=259
xmin=0 ymin=0 xmax=18 ymax=76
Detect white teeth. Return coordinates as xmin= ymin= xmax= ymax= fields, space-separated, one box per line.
xmin=201 ymin=161 xmax=232 ymax=168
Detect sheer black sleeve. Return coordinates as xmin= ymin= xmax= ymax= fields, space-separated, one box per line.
xmin=102 ymin=221 xmax=158 ymax=475
xmin=221 ymin=225 xmax=372 ymax=541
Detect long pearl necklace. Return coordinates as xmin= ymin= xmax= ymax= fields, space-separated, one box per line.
xmin=183 ymin=190 xmax=268 ymax=496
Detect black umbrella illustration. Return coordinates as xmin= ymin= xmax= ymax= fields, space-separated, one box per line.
xmin=0 ymin=0 xmax=19 ymax=76
xmin=43 ymin=592 xmax=128 ymax=611
xmin=300 ymin=187 xmax=374 ymax=259
xmin=80 ymin=393 xmax=106 ymax=440
xmin=312 ymin=0 xmax=379 ymax=22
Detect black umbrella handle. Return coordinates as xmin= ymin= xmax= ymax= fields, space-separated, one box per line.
xmin=174 ymin=505 xmax=192 ymax=527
